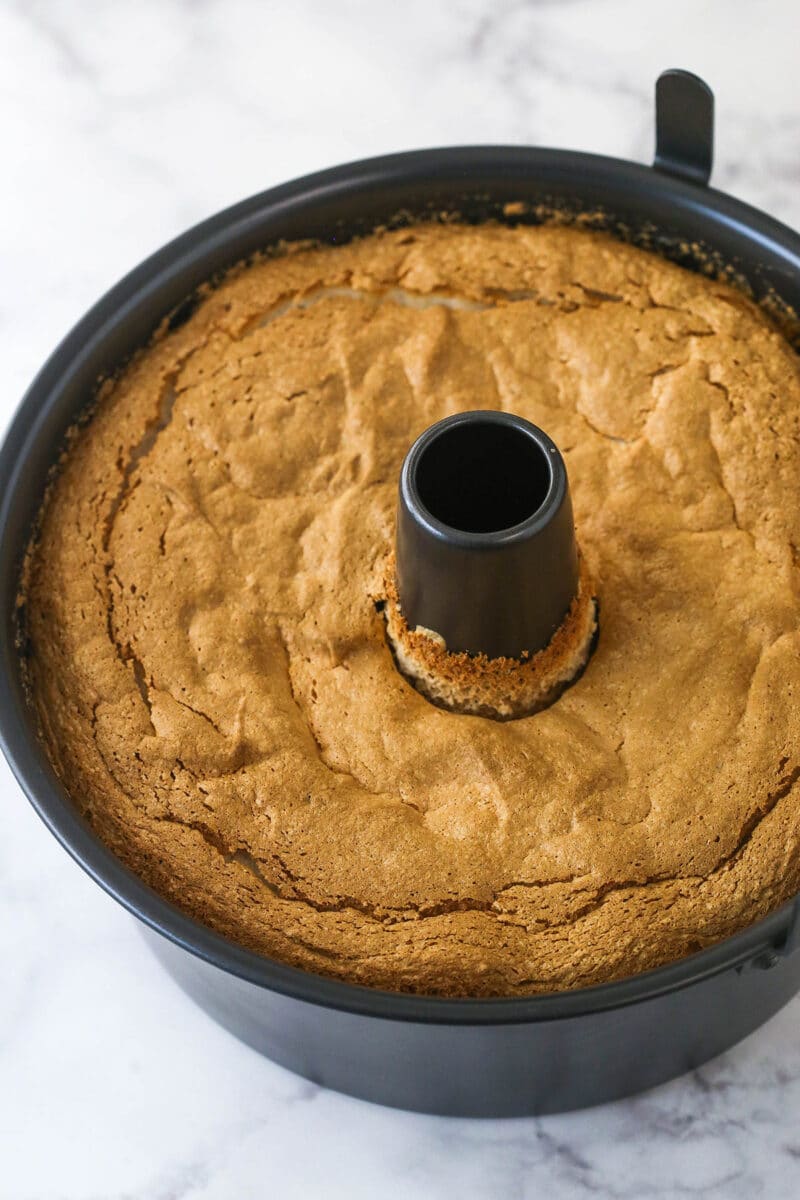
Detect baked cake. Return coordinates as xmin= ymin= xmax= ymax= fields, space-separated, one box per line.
xmin=22 ymin=222 xmax=800 ymax=996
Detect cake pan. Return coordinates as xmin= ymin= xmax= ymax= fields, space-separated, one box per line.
xmin=2 ymin=69 xmax=800 ymax=1117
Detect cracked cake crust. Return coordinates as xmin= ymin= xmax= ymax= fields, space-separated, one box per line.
xmin=22 ymin=221 xmax=800 ymax=996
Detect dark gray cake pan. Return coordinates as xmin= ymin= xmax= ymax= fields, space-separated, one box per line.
xmin=1 ymin=69 xmax=800 ymax=1116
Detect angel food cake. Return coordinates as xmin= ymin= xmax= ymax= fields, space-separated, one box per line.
xmin=22 ymin=222 xmax=800 ymax=997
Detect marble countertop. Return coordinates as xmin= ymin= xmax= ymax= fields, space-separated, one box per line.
xmin=2 ymin=1 xmax=800 ymax=1196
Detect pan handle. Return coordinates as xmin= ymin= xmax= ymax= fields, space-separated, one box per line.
xmin=653 ymin=68 xmax=714 ymax=186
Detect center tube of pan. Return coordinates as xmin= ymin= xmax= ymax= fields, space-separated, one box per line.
xmin=395 ymin=410 xmax=581 ymax=661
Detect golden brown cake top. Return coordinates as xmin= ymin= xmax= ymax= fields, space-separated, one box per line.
xmin=24 ymin=222 xmax=800 ymax=996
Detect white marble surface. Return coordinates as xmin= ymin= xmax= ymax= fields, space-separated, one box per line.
xmin=2 ymin=1 xmax=800 ymax=1196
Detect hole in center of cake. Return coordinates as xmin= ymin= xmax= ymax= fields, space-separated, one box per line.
xmin=414 ymin=417 xmax=551 ymax=534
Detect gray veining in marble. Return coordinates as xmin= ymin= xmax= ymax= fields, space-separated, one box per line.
xmin=2 ymin=1 xmax=800 ymax=1196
